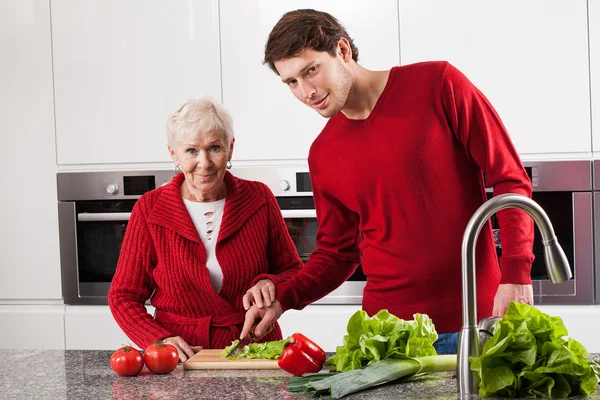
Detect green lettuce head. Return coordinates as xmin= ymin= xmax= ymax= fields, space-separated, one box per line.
xmin=327 ymin=309 xmax=439 ymax=372
xmin=469 ymin=301 xmax=600 ymax=398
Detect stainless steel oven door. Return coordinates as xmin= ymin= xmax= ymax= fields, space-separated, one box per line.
xmin=280 ymin=209 xmax=365 ymax=305
xmin=534 ymin=192 xmax=593 ymax=304
xmin=490 ymin=161 xmax=594 ymax=304
xmin=58 ymin=202 xmax=131 ymax=305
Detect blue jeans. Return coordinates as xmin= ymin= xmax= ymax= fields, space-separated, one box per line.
xmin=434 ymin=332 xmax=460 ymax=354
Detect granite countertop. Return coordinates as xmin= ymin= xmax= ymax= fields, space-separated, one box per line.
xmin=1 ymin=350 xmax=598 ymax=400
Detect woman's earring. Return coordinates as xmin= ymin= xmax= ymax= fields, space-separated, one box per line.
xmin=175 ymin=165 xmax=182 ymax=174
xmin=226 ymin=160 xmax=232 ymax=170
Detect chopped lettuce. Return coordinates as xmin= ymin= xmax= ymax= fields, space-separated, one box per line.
xmin=469 ymin=301 xmax=600 ymax=398
xmin=326 ymin=310 xmax=439 ymax=372
xmin=221 ymin=339 xmax=285 ymax=360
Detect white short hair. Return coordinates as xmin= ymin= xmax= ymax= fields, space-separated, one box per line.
xmin=167 ymin=97 xmax=234 ymax=148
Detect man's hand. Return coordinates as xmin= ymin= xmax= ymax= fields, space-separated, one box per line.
xmin=162 ymin=336 xmax=202 ymax=362
xmin=243 ymin=279 xmax=275 ymax=310
xmin=492 ymin=283 xmax=534 ymax=317
xmin=241 ymin=300 xmax=283 ymax=340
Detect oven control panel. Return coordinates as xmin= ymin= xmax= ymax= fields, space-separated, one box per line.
xmin=58 ymin=170 xmax=175 ymax=200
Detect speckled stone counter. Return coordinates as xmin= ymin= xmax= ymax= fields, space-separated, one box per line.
xmin=1 ymin=350 xmax=598 ymax=400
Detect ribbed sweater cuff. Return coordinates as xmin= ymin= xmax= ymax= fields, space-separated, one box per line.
xmin=138 ymin=327 xmax=173 ymax=350
xmin=499 ymin=254 xmax=534 ymax=284
xmin=275 ymin=279 xmax=299 ymax=313
xmin=251 ymin=273 xmax=283 ymax=287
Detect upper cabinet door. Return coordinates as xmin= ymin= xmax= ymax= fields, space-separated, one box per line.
xmin=220 ymin=0 xmax=400 ymax=162
xmin=399 ymin=0 xmax=591 ymax=155
xmin=590 ymin=0 xmax=600 ymax=153
xmin=52 ymin=0 xmax=221 ymax=165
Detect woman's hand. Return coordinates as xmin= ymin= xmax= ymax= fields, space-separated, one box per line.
xmin=162 ymin=336 xmax=202 ymax=362
xmin=243 ymin=279 xmax=275 ymax=310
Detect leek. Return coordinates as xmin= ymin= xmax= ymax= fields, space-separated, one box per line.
xmin=289 ymin=354 xmax=457 ymax=399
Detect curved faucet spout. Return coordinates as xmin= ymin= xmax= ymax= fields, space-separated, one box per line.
xmin=457 ymin=193 xmax=571 ymax=396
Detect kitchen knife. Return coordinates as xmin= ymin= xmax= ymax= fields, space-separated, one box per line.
xmin=225 ymin=331 xmax=255 ymax=359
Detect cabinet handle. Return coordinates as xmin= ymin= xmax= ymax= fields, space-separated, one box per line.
xmin=280 ymin=209 xmax=317 ymax=219
xmin=77 ymin=212 xmax=131 ymax=222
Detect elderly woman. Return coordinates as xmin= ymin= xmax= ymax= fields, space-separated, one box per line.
xmin=108 ymin=98 xmax=303 ymax=361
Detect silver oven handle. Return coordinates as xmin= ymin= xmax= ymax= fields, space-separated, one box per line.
xmin=280 ymin=209 xmax=317 ymax=218
xmin=77 ymin=212 xmax=132 ymax=222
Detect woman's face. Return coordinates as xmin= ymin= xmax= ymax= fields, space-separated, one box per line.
xmin=169 ymin=130 xmax=234 ymax=200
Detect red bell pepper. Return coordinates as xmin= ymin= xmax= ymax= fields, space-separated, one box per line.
xmin=277 ymin=333 xmax=327 ymax=376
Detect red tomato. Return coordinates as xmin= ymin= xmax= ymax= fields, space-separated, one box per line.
xmin=143 ymin=341 xmax=179 ymax=374
xmin=110 ymin=346 xmax=144 ymax=376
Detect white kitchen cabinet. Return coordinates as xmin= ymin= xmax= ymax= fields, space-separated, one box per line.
xmin=399 ymin=0 xmax=591 ymax=155
xmin=7 ymin=304 xmax=597 ymax=352
xmin=0 ymin=0 xmax=62 ymax=300
xmin=0 ymin=306 xmax=65 ymax=349
xmin=64 ymin=304 xmax=359 ymax=351
xmin=278 ymin=305 xmax=361 ymax=352
xmin=282 ymin=305 xmax=600 ymax=353
xmin=536 ymin=306 xmax=600 ymax=353
xmin=64 ymin=305 xmax=154 ymax=350
xmin=51 ymin=0 xmax=221 ymax=165
xmin=590 ymin=0 xmax=600 ymax=153
xmin=220 ymin=0 xmax=400 ymax=161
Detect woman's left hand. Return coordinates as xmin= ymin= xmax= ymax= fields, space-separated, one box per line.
xmin=243 ymin=279 xmax=275 ymax=310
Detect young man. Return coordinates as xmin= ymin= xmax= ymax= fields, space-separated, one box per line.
xmin=241 ymin=9 xmax=534 ymax=353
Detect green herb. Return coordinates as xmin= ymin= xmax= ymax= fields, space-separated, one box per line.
xmin=326 ymin=310 xmax=439 ymax=372
xmin=221 ymin=339 xmax=285 ymax=360
xmin=469 ymin=301 xmax=600 ymax=398
xmin=289 ymin=354 xmax=457 ymax=399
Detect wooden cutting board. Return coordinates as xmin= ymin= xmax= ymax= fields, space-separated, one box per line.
xmin=183 ymin=349 xmax=280 ymax=370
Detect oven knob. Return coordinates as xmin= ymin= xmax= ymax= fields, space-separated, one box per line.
xmin=279 ymin=180 xmax=291 ymax=191
xmin=106 ymin=183 xmax=119 ymax=195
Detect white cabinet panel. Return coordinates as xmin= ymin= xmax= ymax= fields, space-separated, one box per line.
xmin=0 ymin=0 xmax=62 ymax=299
xmin=220 ymin=0 xmax=400 ymax=161
xmin=399 ymin=0 xmax=591 ymax=155
xmin=278 ymin=305 xmax=361 ymax=352
xmin=536 ymin=306 xmax=600 ymax=353
xmin=280 ymin=305 xmax=600 ymax=353
xmin=65 ymin=304 xmax=359 ymax=351
xmin=52 ymin=0 xmax=221 ymax=165
xmin=591 ymin=0 xmax=600 ymax=153
xmin=65 ymin=305 xmax=154 ymax=350
xmin=9 ymin=304 xmax=596 ymax=353
xmin=0 ymin=306 xmax=65 ymax=349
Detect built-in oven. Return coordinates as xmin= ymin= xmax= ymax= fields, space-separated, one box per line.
xmin=57 ymin=170 xmax=174 ymax=305
xmin=488 ymin=160 xmax=594 ymax=304
xmin=232 ymin=167 xmax=366 ymax=305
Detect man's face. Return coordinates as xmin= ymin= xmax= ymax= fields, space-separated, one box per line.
xmin=275 ymin=48 xmax=352 ymax=118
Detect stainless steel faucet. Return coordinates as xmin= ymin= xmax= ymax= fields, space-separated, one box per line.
xmin=457 ymin=193 xmax=572 ymax=397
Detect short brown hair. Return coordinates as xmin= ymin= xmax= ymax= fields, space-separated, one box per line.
xmin=263 ymin=9 xmax=359 ymax=75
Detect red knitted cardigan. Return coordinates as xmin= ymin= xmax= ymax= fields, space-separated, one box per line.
xmin=108 ymin=171 xmax=303 ymax=349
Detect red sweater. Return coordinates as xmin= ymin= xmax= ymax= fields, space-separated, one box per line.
xmin=276 ymin=61 xmax=534 ymax=333
xmin=108 ymin=172 xmax=303 ymax=349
